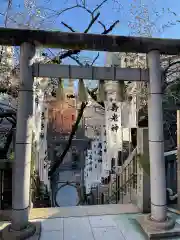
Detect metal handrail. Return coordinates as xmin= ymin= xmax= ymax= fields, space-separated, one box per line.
xmin=105 ymin=173 xmax=137 ymax=204
xmin=115 ymin=147 xmax=137 ymax=175
xmin=105 ymin=148 xmax=138 ymax=204
xmin=105 ymin=149 xmax=177 ymax=205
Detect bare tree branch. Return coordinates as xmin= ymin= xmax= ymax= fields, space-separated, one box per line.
xmin=41 ymin=5 xmax=81 ymax=20
xmin=84 ymin=12 xmax=100 ymax=33
xmin=49 ymin=101 xmax=88 ymax=177
xmin=4 ymin=0 xmax=12 ymax=27
xmin=59 ymin=20 xmax=119 ymax=61
xmin=101 ymin=20 xmax=119 ymax=34
xmin=91 ymin=52 xmax=100 ymax=65
xmin=92 ymin=0 xmax=108 ymax=15
xmin=38 ymin=0 xmax=108 ymax=22
xmin=69 ymin=56 xmax=83 ymax=66
xmin=98 ymin=21 xmax=106 ymax=31
xmin=0 ymin=0 xmax=119 ymax=178
xmin=61 ymin=22 xmax=76 ymax=32
xmin=49 ymin=3 xmax=118 ymax=176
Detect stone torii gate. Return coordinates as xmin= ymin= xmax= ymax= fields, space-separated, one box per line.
xmin=1 ymin=28 xmax=180 ymax=238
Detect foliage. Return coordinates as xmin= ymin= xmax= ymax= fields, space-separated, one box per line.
xmin=163 ymin=79 xmax=180 ymax=108
xmin=9 ymin=151 xmax=14 ymax=161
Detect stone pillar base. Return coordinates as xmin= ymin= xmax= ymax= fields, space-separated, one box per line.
xmin=0 ymin=221 xmax=41 ymax=240
xmin=137 ymin=214 xmax=180 ymax=239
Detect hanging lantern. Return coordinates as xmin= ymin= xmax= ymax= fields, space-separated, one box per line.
xmin=78 ymin=79 xmax=87 ymax=102
xmin=98 ymin=79 xmax=107 ymax=101
xmin=56 ymin=78 xmax=64 ymax=101
xmin=117 ymin=81 xmax=125 ymax=102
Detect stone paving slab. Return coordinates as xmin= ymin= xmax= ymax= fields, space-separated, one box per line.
xmin=3 ymin=205 xmax=180 ymax=239
xmin=31 ymin=213 xmax=145 ymax=240
xmin=2 ymin=211 xmax=180 ymax=239
xmin=0 ymin=204 xmax=141 ymax=240
xmin=35 ymin=211 xmax=180 ymax=240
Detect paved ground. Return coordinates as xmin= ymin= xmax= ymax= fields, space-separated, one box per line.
xmin=31 ymin=212 xmax=180 ymax=240
xmin=1 ymin=205 xmax=180 ymax=239
xmin=31 ymin=213 xmax=145 ymax=240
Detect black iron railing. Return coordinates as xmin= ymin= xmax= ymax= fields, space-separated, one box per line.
xmin=86 ymin=148 xmax=138 ymax=205
xmin=105 ymin=147 xmax=138 ymax=204
xmin=165 ymin=150 xmax=177 ymax=204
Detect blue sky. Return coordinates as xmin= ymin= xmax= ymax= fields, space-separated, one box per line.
xmin=1 ymin=0 xmax=180 ymax=90
xmin=1 ymin=0 xmax=180 ymax=65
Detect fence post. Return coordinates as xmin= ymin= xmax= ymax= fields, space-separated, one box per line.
xmin=177 ymin=110 xmax=180 ymax=209
xmin=100 ymin=184 xmax=109 ymax=203
xmin=136 ymin=127 xmax=150 ymax=213
xmin=91 ymin=187 xmax=97 ymax=205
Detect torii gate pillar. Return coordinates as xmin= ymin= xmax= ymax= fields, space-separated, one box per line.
xmin=1 ymin=43 xmax=41 ymax=239
xmin=138 ymin=50 xmax=177 ymax=238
